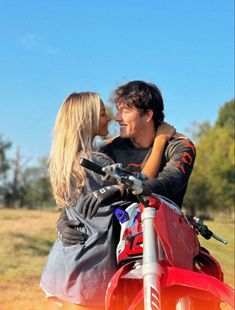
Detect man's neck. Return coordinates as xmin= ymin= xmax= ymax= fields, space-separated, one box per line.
xmin=130 ymin=128 xmax=156 ymax=148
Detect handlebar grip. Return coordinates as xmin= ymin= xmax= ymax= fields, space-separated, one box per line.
xmin=212 ymin=233 xmax=228 ymax=245
xmin=80 ymin=158 xmax=106 ymax=176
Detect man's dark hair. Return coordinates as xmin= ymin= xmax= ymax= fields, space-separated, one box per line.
xmin=113 ymin=80 xmax=164 ymax=129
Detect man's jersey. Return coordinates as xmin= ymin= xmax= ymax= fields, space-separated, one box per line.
xmin=100 ymin=134 xmax=196 ymax=207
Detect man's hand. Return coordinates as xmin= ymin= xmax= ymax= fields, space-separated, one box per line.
xmin=57 ymin=211 xmax=85 ymax=246
xmin=79 ymin=185 xmax=123 ymax=219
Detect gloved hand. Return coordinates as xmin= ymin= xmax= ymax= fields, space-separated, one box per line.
xmin=141 ymin=181 xmax=152 ymax=196
xmin=79 ymin=185 xmax=123 ymax=219
xmin=56 ymin=210 xmax=85 ymax=246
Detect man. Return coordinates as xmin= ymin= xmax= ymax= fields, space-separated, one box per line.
xmin=57 ymin=80 xmax=196 ymax=245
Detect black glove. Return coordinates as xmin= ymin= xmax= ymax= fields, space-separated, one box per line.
xmin=141 ymin=181 xmax=152 ymax=196
xmin=79 ymin=185 xmax=123 ymax=219
xmin=56 ymin=210 xmax=85 ymax=246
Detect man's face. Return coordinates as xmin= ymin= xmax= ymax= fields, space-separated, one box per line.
xmin=114 ymin=101 xmax=147 ymax=139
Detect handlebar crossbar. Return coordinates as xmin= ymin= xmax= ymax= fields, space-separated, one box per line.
xmin=80 ymin=158 xmax=144 ymax=195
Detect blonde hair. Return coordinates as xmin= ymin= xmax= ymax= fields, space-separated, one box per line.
xmin=49 ymin=92 xmax=101 ymax=208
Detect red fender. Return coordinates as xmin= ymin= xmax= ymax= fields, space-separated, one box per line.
xmin=162 ymin=266 xmax=235 ymax=308
xmin=105 ymin=263 xmax=234 ymax=309
xmin=105 ymin=261 xmax=135 ymax=310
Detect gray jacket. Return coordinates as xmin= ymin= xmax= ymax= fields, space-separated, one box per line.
xmin=40 ymin=153 xmax=118 ymax=307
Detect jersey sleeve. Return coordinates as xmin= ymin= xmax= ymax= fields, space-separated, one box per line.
xmin=143 ymin=136 xmax=196 ymax=202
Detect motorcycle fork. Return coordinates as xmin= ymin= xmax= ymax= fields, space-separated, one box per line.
xmin=142 ymin=207 xmax=161 ymax=310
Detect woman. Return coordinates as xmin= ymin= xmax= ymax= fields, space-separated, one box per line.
xmin=40 ymin=92 xmax=175 ymax=310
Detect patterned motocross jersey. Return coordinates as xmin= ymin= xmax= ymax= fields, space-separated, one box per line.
xmin=100 ymin=133 xmax=196 ymax=207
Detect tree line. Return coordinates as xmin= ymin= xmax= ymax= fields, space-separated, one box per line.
xmin=0 ymin=144 xmax=53 ymax=208
xmin=184 ymin=99 xmax=234 ymax=216
xmin=0 ymin=99 xmax=234 ymax=215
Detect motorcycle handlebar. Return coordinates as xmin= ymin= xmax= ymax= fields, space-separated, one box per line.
xmin=80 ymin=158 xmax=106 ymax=176
xmin=80 ymin=157 xmax=144 ymax=195
xmin=193 ymin=217 xmax=228 ymax=245
xmin=79 ymin=157 xmax=146 ymax=222
xmin=81 ymin=158 xmax=229 ymax=245
xmin=211 ymin=233 xmax=228 ymax=245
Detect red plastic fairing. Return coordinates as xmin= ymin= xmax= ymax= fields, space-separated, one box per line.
xmin=153 ymin=198 xmax=200 ymax=269
xmin=162 ymin=266 xmax=235 ymax=308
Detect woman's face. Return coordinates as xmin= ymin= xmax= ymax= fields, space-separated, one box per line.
xmin=97 ymin=100 xmax=110 ymax=136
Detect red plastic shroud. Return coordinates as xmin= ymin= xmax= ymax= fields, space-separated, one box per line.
xmin=150 ymin=196 xmax=200 ymax=269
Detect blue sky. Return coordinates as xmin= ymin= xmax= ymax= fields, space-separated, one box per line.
xmin=0 ymin=0 xmax=234 ymax=163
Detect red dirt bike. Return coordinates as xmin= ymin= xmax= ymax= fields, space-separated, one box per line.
xmin=80 ymin=158 xmax=234 ymax=310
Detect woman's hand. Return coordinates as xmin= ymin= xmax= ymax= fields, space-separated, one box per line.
xmin=142 ymin=123 xmax=176 ymax=179
xmin=79 ymin=185 xmax=123 ymax=219
xmin=155 ymin=122 xmax=176 ymax=142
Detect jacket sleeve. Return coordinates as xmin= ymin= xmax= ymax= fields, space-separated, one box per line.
xmin=143 ymin=136 xmax=196 ymax=201
xmin=57 ymin=208 xmax=68 ymax=224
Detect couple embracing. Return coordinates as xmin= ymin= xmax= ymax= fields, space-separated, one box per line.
xmin=40 ymin=80 xmax=196 ymax=310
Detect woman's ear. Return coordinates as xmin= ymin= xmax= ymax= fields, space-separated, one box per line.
xmin=144 ymin=109 xmax=154 ymax=122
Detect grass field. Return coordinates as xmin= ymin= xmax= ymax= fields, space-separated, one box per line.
xmin=0 ymin=208 xmax=234 ymax=310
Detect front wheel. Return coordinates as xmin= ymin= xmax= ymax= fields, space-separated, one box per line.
xmin=162 ymin=295 xmax=221 ymax=310
xmin=175 ymin=296 xmax=194 ymax=310
xmin=191 ymin=298 xmax=221 ymax=310
xmin=162 ymin=296 xmax=195 ymax=310
xmin=175 ymin=298 xmax=221 ymax=310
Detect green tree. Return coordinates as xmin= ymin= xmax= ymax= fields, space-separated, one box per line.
xmin=20 ymin=157 xmax=54 ymax=208
xmin=184 ymin=99 xmax=235 ymax=215
xmin=215 ymin=99 xmax=235 ymax=129
xmin=0 ymin=135 xmax=12 ymax=206
xmin=186 ymin=121 xmax=212 ymax=143
xmin=0 ymin=135 xmax=11 ymax=181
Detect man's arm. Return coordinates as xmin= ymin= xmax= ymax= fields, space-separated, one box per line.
xmin=143 ymin=135 xmax=196 ymax=206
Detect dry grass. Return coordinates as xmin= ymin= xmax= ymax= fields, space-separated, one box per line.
xmin=0 ymin=208 xmax=234 ymax=310
xmin=199 ymin=216 xmax=235 ymax=289
xmin=0 ymin=208 xmax=58 ymax=310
